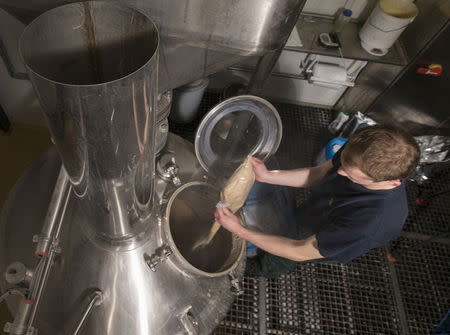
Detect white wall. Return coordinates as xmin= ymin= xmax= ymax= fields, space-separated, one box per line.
xmin=303 ymin=0 xmax=373 ymax=19
xmin=0 ymin=9 xmax=44 ymax=126
xmin=209 ymin=51 xmax=367 ymax=107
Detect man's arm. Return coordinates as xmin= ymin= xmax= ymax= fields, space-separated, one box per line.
xmin=250 ymin=157 xmax=333 ymax=188
xmin=215 ymin=207 xmax=324 ymax=262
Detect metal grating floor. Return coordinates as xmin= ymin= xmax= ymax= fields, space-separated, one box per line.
xmin=404 ymin=167 xmax=450 ymax=236
xmin=169 ymin=93 xmax=450 ymax=335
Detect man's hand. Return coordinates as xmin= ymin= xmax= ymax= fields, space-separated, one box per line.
xmin=248 ymin=156 xmax=270 ymax=182
xmin=215 ymin=206 xmax=323 ymax=262
xmin=215 ymin=207 xmax=243 ymax=235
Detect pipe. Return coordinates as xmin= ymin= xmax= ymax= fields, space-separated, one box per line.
xmin=6 ymin=167 xmax=71 ymax=333
xmin=5 ymin=262 xmax=34 ymax=287
xmin=246 ymin=0 xmax=306 ymax=95
xmin=5 ymin=302 xmax=33 ymax=335
xmin=0 ymin=38 xmax=28 ymax=80
xmin=72 ymin=290 xmax=103 ymax=335
xmin=35 ymin=166 xmax=70 ymax=256
xmin=19 ymin=1 xmax=159 ymax=241
xmin=27 ymin=213 xmax=65 ymax=329
xmin=4 ymin=167 xmax=71 ymax=334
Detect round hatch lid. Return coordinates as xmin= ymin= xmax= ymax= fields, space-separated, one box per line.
xmin=195 ymin=95 xmax=282 ymax=176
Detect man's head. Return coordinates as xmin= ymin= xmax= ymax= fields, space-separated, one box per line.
xmin=338 ymin=125 xmax=420 ymax=189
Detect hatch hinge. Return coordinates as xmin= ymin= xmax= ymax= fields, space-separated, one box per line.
xmin=144 ymin=245 xmax=173 ymax=272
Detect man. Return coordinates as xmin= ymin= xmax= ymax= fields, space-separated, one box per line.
xmin=215 ymin=125 xmax=420 ymax=277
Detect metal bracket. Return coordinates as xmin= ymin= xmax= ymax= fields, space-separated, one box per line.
xmin=157 ymin=153 xmax=182 ymax=187
xmin=144 ymin=245 xmax=173 ymax=272
xmin=3 ymin=323 xmax=37 ymax=335
xmin=299 ymin=54 xmax=318 ymax=77
xmin=229 ymin=271 xmax=244 ymax=296
xmin=51 ymin=239 xmax=62 ymax=254
xmin=179 ymin=306 xmax=199 ymax=335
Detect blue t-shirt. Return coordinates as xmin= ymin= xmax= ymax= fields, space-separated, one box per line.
xmin=295 ymin=149 xmax=408 ymax=263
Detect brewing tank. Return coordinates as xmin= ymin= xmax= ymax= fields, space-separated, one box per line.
xmin=0 ymin=1 xmax=286 ymax=334
xmin=0 ymin=0 xmax=306 ymax=92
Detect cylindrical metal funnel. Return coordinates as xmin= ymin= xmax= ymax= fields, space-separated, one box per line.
xmin=20 ymin=1 xmax=159 ymax=241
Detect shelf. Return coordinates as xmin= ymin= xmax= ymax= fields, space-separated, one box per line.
xmin=285 ymin=15 xmax=409 ymax=67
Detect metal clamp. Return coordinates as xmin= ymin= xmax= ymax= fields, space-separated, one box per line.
xmin=144 ymin=245 xmax=173 ymax=272
xmin=3 ymin=323 xmax=37 ymax=335
xmin=299 ymin=54 xmax=317 ymax=77
xmin=179 ymin=306 xmax=199 ymax=335
xmin=5 ymin=262 xmax=34 ymax=287
xmin=229 ymin=271 xmax=244 ymax=296
xmin=157 ymin=153 xmax=182 ymax=186
xmin=167 ymin=165 xmax=181 ymax=186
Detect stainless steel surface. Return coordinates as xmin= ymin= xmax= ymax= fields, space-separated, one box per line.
xmin=156 ymin=118 xmax=170 ymax=155
xmin=1 ymin=0 xmax=306 ymax=92
xmin=229 ymin=64 xmax=308 ymax=81
xmin=247 ymin=49 xmax=284 ymax=95
xmin=401 ymin=0 xmax=450 ymax=59
xmin=155 ymin=91 xmax=173 ymax=155
xmin=1 ymin=135 xmax=246 ymax=335
xmin=246 ymin=0 xmax=305 ymax=95
xmin=335 ymin=61 xmax=403 ymax=114
xmin=366 ymin=21 xmax=450 ymax=136
xmin=20 ymin=2 xmax=159 ymax=242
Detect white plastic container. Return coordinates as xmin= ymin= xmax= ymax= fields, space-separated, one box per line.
xmin=328 ymin=111 xmax=349 ymax=134
xmin=359 ymin=0 xmax=418 ymax=56
xmin=169 ymin=77 xmax=210 ymax=123
xmin=334 ymin=9 xmax=353 ymax=33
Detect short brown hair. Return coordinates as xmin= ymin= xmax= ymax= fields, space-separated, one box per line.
xmin=341 ymin=125 xmax=420 ymax=181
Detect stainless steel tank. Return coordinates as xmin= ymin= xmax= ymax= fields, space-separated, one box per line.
xmin=0 ymin=1 xmax=287 ymax=334
xmin=0 ymin=0 xmax=306 ymax=92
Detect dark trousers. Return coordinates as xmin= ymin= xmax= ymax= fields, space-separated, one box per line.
xmin=244 ymin=157 xmax=337 ymax=278
xmin=246 ymin=251 xmax=338 ymax=278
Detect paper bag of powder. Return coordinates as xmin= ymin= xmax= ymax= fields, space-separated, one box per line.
xmin=193 ymin=157 xmax=255 ymax=249
xmin=220 ymin=156 xmax=256 ymax=212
